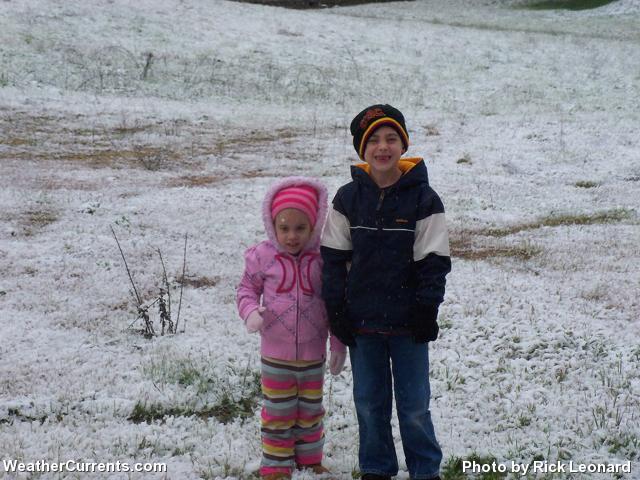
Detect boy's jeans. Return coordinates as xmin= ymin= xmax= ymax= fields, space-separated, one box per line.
xmin=349 ymin=333 xmax=442 ymax=479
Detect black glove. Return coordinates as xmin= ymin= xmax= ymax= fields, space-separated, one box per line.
xmin=326 ymin=304 xmax=356 ymax=347
xmin=410 ymin=303 xmax=439 ymax=343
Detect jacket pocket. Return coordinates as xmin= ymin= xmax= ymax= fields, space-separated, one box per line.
xmin=296 ymin=296 xmax=328 ymax=343
xmin=262 ymin=297 xmax=296 ymax=339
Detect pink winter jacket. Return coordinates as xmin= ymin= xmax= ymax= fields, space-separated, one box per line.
xmin=236 ymin=177 xmax=346 ymax=361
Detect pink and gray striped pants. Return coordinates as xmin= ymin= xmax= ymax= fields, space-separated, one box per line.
xmin=259 ymin=356 xmax=326 ymax=476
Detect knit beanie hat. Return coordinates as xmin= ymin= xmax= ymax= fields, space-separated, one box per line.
xmin=350 ymin=104 xmax=409 ymax=159
xmin=271 ymin=185 xmax=319 ymax=227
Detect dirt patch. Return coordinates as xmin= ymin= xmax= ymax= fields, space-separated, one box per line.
xmin=475 ymin=209 xmax=633 ymax=238
xmin=66 ymin=146 xmax=180 ymax=170
xmin=166 ymin=175 xmax=223 ymax=188
xmin=39 ymin=178 xmax=102 ymax=191
xmin=450 ymin=231 xmax=541 ymax=261
xmin=4 ymin=137 xmax=35 ymax=147
xmin=212 ymin=128 xmax=299 ymax=155
xmin=179 ymin=275 xmax=220 ymax=289
xmin=24 ymin=209 xmax=58 ymax=228
xmin=450 ymin=209 xmax=635 ymax=261
xmin=4 ymin=208 xmax=59 ymax=237
xmin=1 ymin=108 xmax=306 ymax=173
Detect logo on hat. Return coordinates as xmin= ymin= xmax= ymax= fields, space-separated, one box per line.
xmin=359 ymin=107 xmax=386 ymax=129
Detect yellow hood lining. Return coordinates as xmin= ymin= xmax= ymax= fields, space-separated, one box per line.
xmin=355 ymin=157 xmax=422 ymax=175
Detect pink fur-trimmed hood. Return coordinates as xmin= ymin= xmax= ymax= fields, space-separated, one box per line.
xmin=262 ymin=176 xmax=329 ymax=253
xmin=237 ymin=176 xmax=345 ymax=360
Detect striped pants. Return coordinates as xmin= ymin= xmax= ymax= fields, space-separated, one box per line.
xmin=260 ymin=356 xmax=325 ymax=476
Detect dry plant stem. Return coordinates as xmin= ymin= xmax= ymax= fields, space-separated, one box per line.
xmin=110 ymin=225 xmax=142 ymax=305
xmin=175 ymin=233 xmax=187 ymax=333
xmin=157 ymin=248 xmax=172 ymax=322
xmin=140 ymin=307 xmax=155 ymax=337
xmin=127 ymin=297 xmax=159 ymax=330
xmin=141 ymin=52 xmax=153 ymax=80
xmin=158 ymin=293 xmax=168 ymax=335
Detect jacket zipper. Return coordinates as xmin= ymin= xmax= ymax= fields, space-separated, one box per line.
xmin=376 ymin=189 xmax=386 ymax=213
xmin=374 ymin=189 xmax=386 ymax=319
xmin=295 ymin=255 xmax=300 ymax=360
xmin=376 ymin=188 xmax=387 ymax=232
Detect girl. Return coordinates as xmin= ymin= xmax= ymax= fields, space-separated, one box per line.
xmin=237 ymin=177 xmax=346 ymax=480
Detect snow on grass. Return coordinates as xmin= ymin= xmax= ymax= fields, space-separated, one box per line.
xmin=1 ymin=0 xmax=639 ymax=478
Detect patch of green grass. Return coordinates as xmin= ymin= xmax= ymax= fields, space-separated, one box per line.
xmin=605 ymin=433 xmax=639 ymax=459
xmin=136 ymin=358 xmax=262 ymax=424
xmin=128 ymin=392 xmax=259 ymax=424
xmin=518 ymin=415 xmax=532 ymax=427
xmin=456 ymin=153 xmax=473 ymax=165
xmin=172 ymin=445 xmax=196 ymax=456
xmin=439 ymin=314 xmax=453 ymax=330
xmin=479 ymin=208 xmax=634 ymax=237
xmin=575 ymin=180 xmax=599 ymax=188
xmin=199 ymin=464 xmax=260 ymax=480
xmin=523 ymin=0 xmax=616 ymax=10
xmin=176 ymin=364 xmax=204 ymax=388
xmin=3 ymin=408 xmax=48 ymax=425
xmin=143 ymin=356 xmax=214 ymax=394
xmin=540 ymin=209 xmax=632 ymax=227
xmin=442 ymin=454 xmax=507 ymax=480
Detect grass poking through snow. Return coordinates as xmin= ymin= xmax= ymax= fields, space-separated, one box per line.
xmin=523 ymin=0 xmax=617 ymax=10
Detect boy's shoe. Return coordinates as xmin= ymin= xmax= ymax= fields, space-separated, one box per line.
xmin=260 ymin=473 xmax=291 ymax=480
xmin=361 ymin=474 xmax=391 ymax=480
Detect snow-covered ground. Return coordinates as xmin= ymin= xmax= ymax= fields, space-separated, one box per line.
xmin=1 ymin=0 xmax=639 ymax=479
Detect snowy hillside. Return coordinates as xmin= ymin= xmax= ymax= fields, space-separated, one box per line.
xmin=1 ymin=0 xmax=639 ymax=479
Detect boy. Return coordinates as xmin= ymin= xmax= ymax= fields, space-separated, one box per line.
xmin=321 ymin=104 xmax=451 ymax=480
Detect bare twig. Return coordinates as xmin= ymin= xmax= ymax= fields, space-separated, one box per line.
xmin=139 ymin=306 xmax=155 ymax=337
xmin=110 ymin=225 xmax=142 ymax=306
xmin=158 ymin=291 xmax=168 ymax=335
xmin=175 ymin=233 xmax=188 ymax=333
xmin=157 ymin=248 xmax=172 ymax=323
xmin=141 ymin=52 xmax=154 ymax=80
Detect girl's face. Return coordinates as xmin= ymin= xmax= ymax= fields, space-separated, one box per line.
xmin=274 ymin=208 xmax=313 ymax=256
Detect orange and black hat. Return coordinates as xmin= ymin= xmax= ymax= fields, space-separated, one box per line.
xmin=350 ymin=104 xmax=409 ymax=159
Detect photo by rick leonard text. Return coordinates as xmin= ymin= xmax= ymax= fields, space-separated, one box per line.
xmin=462 ymin=459 xmax=632 ymax=476
xmin=2 ymin=459 xmax=167 ymax=474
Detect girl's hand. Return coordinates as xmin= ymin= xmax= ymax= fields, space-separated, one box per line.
xmin=246 ymin=307 xmax=266 ymax=333
xmin=329 ymin=350 xmax=346 ymax=375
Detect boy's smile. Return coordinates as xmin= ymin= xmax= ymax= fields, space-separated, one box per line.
xmin=363 ymin=126 xmax=405 ymax=187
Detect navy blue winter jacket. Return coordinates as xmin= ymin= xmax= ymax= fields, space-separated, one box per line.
xmin=321 ymin=157 xmax=451 ymax=331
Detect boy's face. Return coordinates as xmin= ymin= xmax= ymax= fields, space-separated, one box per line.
xmin=363 ymin=125 xmax=405 ymax=175
xmin=274 ymin=208 xmax=313 ymax=256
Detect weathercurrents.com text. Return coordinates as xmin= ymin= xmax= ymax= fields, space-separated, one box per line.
xmin=2 ymin=459 xmax=167 ymax=474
